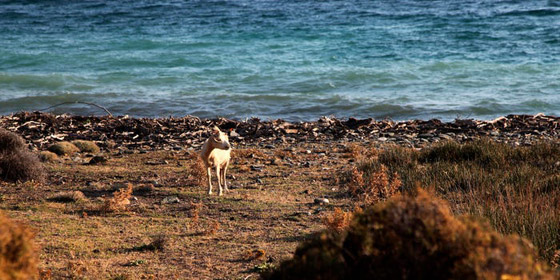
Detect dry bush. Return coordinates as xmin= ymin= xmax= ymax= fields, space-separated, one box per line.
xmin=101 ymin=183 xmax=133 ymax=213
xmin=263 ymin=190 xmax=555 ymax=280
xmin=71 ymin=140 xmax=100 ymax=154
xmin=346 ymin=164 xmax=401 ymax=206
xmin=0 ymin=129 xmax=26 ymax=152
xmin=0 ymin=129 xmax=44 ymax=182
xmin=47 ymin=141 xmax=79 ymax=156
xmin=47 ymin=191 xmax=87 ymax=203
xmin=0 ymin=211 xmax=38 ymax=280
xmin=244 ymin=249 xmax=266 ymax=261
xmin=188 ymin=202 xmax=203 ymax=230
xmin=185 ymin=151 xmax=206 ymax=186
xmin=322 ymin=208 xmax=353 ymax=233
xmin=0 ymin=150 xmax=44 ymax=183
xmin=38 ymin=151 xmax=59 ymax=163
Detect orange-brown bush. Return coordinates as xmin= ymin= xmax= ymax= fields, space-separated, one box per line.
xmin=263 ymin=190 xmax=555 ymax=280
xmin=322 ymin=208 xmax=353 ymax=233
xmin=346 ymin=164 xmax=401 ymax=206
xmin=0 ymin=211 xmax=38 ymax=280
xmin=101 ymin=183 xmax=133 ymax=213
xmin=0 ymin=129 xmax=44 ymax=182
xmin=186 ymin=151 xmax=206 ymax=187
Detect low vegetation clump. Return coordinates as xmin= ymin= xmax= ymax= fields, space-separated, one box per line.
xmin=38 ymin=151 xmax=59 ymax=163
xmin=0 ymin=129 xmax=44 ymax=182
xmin=350 ymin=139 xmax=560 ymax=263
xmin=71 ymin=140 xmax=100 ymax=154
xmin=345 ymin=163 xmax=401 ymax=206
xmin=0 ymin=211 xmax=38 ymax=280
xmin=47 ymin=191 xmax=87 ymax=203
xmin=47 ymin=141 xmax=79 ymax=156
xmin=322 ymin=207 xmax=355 ymax=233
xmin=263 ymin=190 xmax=555 ymax=280
xmin=101 ymin=183 xmax=133 ymax=213
xmin=186 ymin=151 xmax=206 ymax=187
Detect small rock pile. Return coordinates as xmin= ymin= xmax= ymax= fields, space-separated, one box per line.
xmin=0 ymin=111 xmax=558 ymax=151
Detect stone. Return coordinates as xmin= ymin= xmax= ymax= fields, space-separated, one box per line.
xmin=162 ymin=196 xmax=180 ymax=204
xmin=314 ymin=198 xmax=329 ymax=204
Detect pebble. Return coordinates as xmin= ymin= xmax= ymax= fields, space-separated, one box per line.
xmin=161 ymin=196 xmax=180 ymax=204
xmin=314 ymin=198 xmax=329 ymax=204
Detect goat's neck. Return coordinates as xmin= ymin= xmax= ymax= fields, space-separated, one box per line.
xmin=201 ymin=141 xmax=216 ymax=160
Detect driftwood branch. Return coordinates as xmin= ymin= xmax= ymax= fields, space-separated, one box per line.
xmin=38 ymin=102 xmax=113 ymax=116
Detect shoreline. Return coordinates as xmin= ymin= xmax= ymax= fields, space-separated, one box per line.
xmin=0 ymin=111 xmax=558 ymax=151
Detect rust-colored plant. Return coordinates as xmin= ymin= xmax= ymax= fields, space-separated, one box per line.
xmin=347 ymin=164 xmax=401 ymax=205
xmin=0 ymin=211 xmax=38 ymax=280
xmin=186 ymin=152 xmax=206 ymax=187
xmin=101 ymin=183 xmax=133 ymax=213
xmin=322 ymin=208 xmax=353 ymax=233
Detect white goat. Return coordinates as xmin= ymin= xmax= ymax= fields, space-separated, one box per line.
xmin=200 ymin=126 xmax=231 ymax=196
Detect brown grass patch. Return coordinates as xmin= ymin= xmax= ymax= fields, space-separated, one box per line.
xmin=0 ymin=130 xmax=44 ymax=183
xmin=322 ymin=207 xmax=353 ymax=233
xmin=345 ymin=164 xmax=401 ymax=206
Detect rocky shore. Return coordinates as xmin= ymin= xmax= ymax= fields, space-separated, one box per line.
xmin=0 ymin=111 xmax=558 ymax=151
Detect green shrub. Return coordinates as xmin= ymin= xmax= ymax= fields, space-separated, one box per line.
xmin=71 ymin=140 xmax=100 ymax=154
xmin=48 ymin=141 xmax=79 ymax=156
xmin=263 ymin=190 xmax=555 ymax=280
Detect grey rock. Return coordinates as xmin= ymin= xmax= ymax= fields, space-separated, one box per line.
xmin=162 ymin=196 xmax=180 ymax=204
xmin=314 ymin=198 xmax=329 ymax=204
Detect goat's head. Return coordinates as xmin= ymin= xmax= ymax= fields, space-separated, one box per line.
xmin=209 ymin=126 xmax=231 ymax=150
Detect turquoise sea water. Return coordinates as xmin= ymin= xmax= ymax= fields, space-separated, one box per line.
xmin=1 ymin=0 xmax=559 ymax=121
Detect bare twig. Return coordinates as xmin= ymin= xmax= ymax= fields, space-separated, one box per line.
xmin=38 ymin=102 xmax=113 ymax=116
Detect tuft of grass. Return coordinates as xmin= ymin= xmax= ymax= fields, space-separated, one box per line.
xmin=0 ymin=211 xmax=38 ymax=280
xmin=101 ymin=183 xmax=133 ymax=213
xmin=38 ymin=151 xmax=59 ymax=163
xmin=263 ymin=189 xmax=555 ymax=280
xmin=47 ymin=191 xmax=87 ymax=203
xmin=71 ymin=140 xmax=100 ymax=154
xmin=351 ymin=139 xmax=560 ymax=262
xmin=48 ymin=141 xmax=79 ymax=156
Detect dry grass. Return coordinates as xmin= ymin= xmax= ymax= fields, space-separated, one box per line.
xmin=47 ymin=141 xmax=79 ymax=156
xmin=101 ymin=183 xmax=133 ymax=213
xmin=71 ymin=140 xmax=100 ymax=154
xmin=264 ymin=189 xmax=556 ymax=280
xmin=0 ymin=211 xmax=38 ymax=280
xmin=345 ymin=163 xmax=401 ymax=206
xmin=357 ymin=139 xmax=560 ymax=262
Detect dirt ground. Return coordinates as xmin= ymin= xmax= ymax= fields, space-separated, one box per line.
xmin=0 ymin=141 xmax=359 ymax=279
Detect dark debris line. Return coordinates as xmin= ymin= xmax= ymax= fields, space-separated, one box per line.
xmin=0 ymin=112 xmax=558 ymax=151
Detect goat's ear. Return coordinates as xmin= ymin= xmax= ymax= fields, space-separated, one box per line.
xmin=212 ymin=126 xmax=221 ymax=135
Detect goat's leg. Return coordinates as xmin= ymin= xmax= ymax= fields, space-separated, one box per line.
xmin=207 ymin=167 xmax=213 ymax=195
xmin=216 ymin=166 xmax=223 ymax=196
xmin=222 ymin=162 xmax=229 ymax=192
